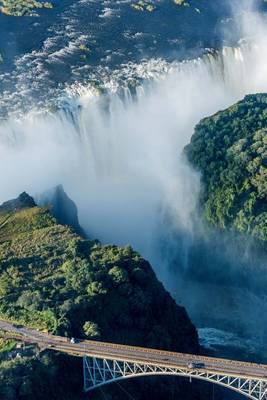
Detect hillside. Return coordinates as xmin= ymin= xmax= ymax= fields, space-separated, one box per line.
xmin=0 ymin=192 xmax=200 ymax=399
xmin=185 ymin=94 xmax=267 ymax=244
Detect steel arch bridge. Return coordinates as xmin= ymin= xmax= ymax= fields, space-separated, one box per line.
xmin=1 ymin=318 xmax=267 ymax=400
xmin=83 ymin=356 xmax=267 ymax=400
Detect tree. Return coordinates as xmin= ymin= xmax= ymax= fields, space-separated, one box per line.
xmin=83 ymin=321 xmax=100 ymax=339
xmin=108 ymin=266 xmax=128 ymax=285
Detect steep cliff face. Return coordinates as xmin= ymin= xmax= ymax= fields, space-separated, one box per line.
xmin=35 ymin=185 xmax=83 ymax=235
xmin=0 ymin=192 xmax=200 ymax=400
xmin=185 ymin=94 xmax=267 ymax=244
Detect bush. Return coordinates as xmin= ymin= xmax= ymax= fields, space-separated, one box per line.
xmin=83 ymin=321 xmax=100 ymax=339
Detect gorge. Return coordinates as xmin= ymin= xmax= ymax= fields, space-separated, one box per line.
xmin=1 ymin=0 xmax=267 ymax=399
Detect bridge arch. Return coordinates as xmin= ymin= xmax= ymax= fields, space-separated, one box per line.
xmin=83 ymin=357 xmax=267 ymax=400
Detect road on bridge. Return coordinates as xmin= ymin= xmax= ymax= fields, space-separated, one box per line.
xmin=1 ymin=319 xmax=267 ymax=381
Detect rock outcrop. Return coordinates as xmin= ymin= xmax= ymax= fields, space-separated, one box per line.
xmin=35 ymin=185 xmax=83 ymax=235
xmin=0 ymin=192 xmax=36 ymax=214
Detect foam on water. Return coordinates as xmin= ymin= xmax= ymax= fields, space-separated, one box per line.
xmin=199 ymin=328 xmax=257 ymax=353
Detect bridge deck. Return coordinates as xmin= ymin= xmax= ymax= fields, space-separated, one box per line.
xmin=1 ymin=319 xmax=267 ymax=381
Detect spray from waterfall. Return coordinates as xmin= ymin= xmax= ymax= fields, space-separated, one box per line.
xmin=0 ymin=4 xmax=267 ymax=273
xmin=1 ymin=42 xmax=267 ymax=263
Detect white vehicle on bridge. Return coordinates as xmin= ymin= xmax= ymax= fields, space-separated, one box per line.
xmin=187 ymin=362 xmax=205 ymax=369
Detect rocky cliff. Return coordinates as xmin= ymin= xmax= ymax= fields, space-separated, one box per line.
xmin=35 ymin=185 xmax=83 ymax=235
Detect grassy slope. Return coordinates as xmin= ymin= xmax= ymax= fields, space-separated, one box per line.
xmin=0 ymin=204 xmax=198 ymax=350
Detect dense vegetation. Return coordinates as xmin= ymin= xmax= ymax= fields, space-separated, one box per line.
xmin=185 ymin=94 xmax=267 ymax=243
xmin=0 ymin=0 xmax=52 ymax=16
xmin=130 ymin=0 xmax=200 ymax=13
xmin=0 ymin=352 xmax=84 ymax=400
xmin=0 ymin=193 xmax=200 ymax=399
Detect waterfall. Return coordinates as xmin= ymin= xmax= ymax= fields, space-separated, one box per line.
xmin=1 ymin=38 xmax=267 ymax=273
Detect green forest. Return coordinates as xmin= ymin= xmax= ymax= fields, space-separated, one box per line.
xmin=185 ymin=94 xmax=267 ymax=244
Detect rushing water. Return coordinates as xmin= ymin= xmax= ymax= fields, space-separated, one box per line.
xmin=0 ymin=0 xmax=231 ymax=118
xmin=1 ymin=40 xmax=267 ymax=254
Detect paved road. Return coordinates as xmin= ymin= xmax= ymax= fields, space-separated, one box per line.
xmin=1 ymin=319 xmax=267 ymax=381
